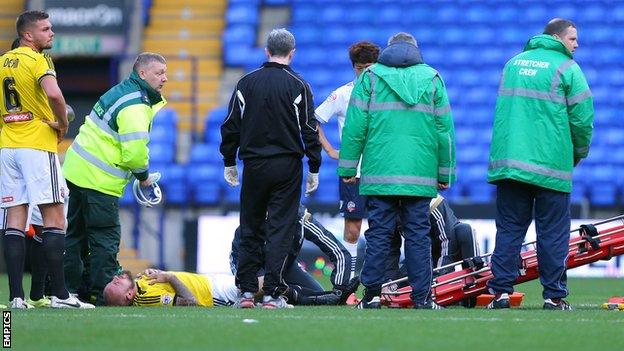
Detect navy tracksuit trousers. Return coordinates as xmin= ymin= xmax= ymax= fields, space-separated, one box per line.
xmin=487 ymin=180 xmax=570 ymax=300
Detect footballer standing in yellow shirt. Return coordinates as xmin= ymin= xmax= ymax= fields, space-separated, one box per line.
xmin=0 ymin=10 xmax=92 ymax=309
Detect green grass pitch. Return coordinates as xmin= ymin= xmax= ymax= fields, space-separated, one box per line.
xmin=3 ymin=277 xmax=623 ymax=351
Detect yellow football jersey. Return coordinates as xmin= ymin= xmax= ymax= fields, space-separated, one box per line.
xmin=0 ymin=46 xmax=58 ymax=152
xmin=132 ymin=272 xmax=214 ymax=307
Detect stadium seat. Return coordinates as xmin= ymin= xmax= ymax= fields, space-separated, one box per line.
xmin=291 ymin=25 xmax=323 ymax=45
xmin=190 ymin=164 xmax=221 ymax=185
xmin=442 ymin=183 xmax=463 ymax=202
xmin=151 ymin=124 xmax=176 ymax=144
xmin=149 ymin=142 xmax=175 ymax=163
xmin=226 ymin=4 xmax=259 ymax=25
xmin=264 ymin=0 xmax=290 ymax=5
xmin=322 ymin=26 xmax=351 ymax=45
xmin=571 ymin=184 xmax=587 ymax=204
xmin=222 ymin=25 xmax=256 ymax=45
xmin=319 ymin=5 xmax=345 ymax=23
xmin=493 ymin=5 xmax=519 ymax=23
xmin=313 ymin=180 xmax=339 ymax=204
xmin=374 ymin=6 xmax=402 ymax=24
xmin=224 ymin=45 xmax=265 ymax=67
xmin=157 ymin=164 xmax=186 ymax=187
xmin=346 ymin=7 xmax=376 ymax=24
xmin=153 ymin=108 xmax=178 ymax=127
xmin=464 ymin=5 xmax=491 ymax=23
xmin=222 ymin=184 xmax=240 ymax=203
xmin=120 ymin=184 xmax=135 ymax=207
xmin=192 ymin=183 xmax=221 ymax=205
xmin=189 ymin=143 xmax=221 ymax=164
xmin=163 ymin=183 xmax=189 ymax=205
xmin=465 ymin=182 xmax=494 ymax=203
xmin=292 ymin=5 xmax=317 ymax=24
xmin=589 ymin=185 xmax=618 ymax=207
xmin=204 ymin=125 xmax=221 ymax=144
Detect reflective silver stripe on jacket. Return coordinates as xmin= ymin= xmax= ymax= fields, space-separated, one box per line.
xmin=438 ymin=167 xmax=455 ymax=176
xmin=361 ymin=175 xmax=438 ymax=186
xmin=350 ymin=97 xmax=369 ymax=111
xmin=489 ymin=159 xmax=572 ymax=181
xmin=101 ymin=92 xmax=143 ymax=122
xmin=368 ymin=101 xmax=434 ymax=113
xmin=567 ymin=89 xmax=592 ymax=106
xmin=87 ymin=111 xmax=149 ymax=142
xmin=434 ymin=104 xmax=451 ymax=116
xmin=70 ymin=142 xmax=131 ymax=179
xmin=338 ymin=159 xmax=359 ymax=168
xmin=89 ymin=91 xmax=149 ymax=142
xmin=550 ymin=59 xmax=576 ymax=94
xmin=498 ymin=87 xmax=566 ymax=104
xmin=365 ymin=71 xmax=447 ymax=116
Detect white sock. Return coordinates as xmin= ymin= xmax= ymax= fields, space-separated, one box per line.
xmin=344 ymin=241 xmax=358 ymax=257
xmin=344 ymin=242 xmax=358 ymax=278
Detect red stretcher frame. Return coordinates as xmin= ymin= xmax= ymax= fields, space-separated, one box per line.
xmin=381 ymin=215 xmax=624 ymax=308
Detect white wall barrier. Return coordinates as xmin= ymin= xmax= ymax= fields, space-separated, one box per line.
xmin=197 ymin=216 xmax=623 ymax=278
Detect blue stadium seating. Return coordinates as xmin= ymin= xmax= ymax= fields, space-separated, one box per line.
xmin=120 ymin=184 xmax=135 ymax=207
xmin=206 ymin=0 xmax=624 ymax=207
xmin=442 ymin=183 xmax=463 ymax=202
xmin=153 ymin=108 xmax=177 ymax=127
xmin=189 ymin=143 xmax=222 ymax=164
xmin=590 ymin=185 xmax=618 ymax=207
xmin=151 ymin=124 xmax=176 ymax=144
xmin=226 ymin=4 xmax=259 ymax=25
xmin=149 ymin=142 xmax=175 ymax=164
xmin=163 ymin=183 xmax=189 ymax=205
xmin=465 ymin=182 xmax=494 ymax=203
xmin=222 ymin=184 xmax=241 ymax=203
xmin=222 ymin=25 xmax=256 ymax=46
xmin=193 ymin=183 xmax=221 ymax=205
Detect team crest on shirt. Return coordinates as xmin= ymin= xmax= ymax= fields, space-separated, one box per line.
xmin=347 ymin=201 xmax=356 ymax=212
xmin=2 ymin=196 xmax=14 ymax=203
xmin=326 ymin=92 xmax=338 ymax=102
xmin=60 ymin=187 xmax=65 ymax=199
xmin=162 ymin=294 xmax=173 ymax=305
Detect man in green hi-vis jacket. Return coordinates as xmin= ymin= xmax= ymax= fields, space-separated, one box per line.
xmin=486 ymin=19 xmax=594 ymax=311
xmin=338 ymin=32 xmax=456 ymax=309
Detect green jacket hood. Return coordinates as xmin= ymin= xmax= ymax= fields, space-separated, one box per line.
xmin=524 ymin=34 xmax=572 ymax=58
xmin=129 ymin=71 xmax=164 ymax=105
xmin=370 ymin=63 xmax=433 ymax=106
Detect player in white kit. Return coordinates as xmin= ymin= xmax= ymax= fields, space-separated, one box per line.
xmin=314 ymin=41 xmax=380 ymax=280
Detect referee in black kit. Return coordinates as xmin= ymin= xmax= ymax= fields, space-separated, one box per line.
xmin=220 ymin=28 xmax=322 ymax=309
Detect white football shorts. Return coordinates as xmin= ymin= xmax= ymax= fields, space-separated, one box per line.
xmin=0 ymin=148 xmax=67 ymax=209
xmin=206 ymin=273 xmax=239 ymax=306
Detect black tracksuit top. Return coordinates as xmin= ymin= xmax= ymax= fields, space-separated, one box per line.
xmin=220 ymin=61 xmax=322 ymax=173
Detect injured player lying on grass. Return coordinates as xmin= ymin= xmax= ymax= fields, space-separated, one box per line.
xmin=103 ymin=268 xmax=354 ymax=307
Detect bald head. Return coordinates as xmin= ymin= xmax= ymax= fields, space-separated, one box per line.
xmin=543 ymin=18 xmax=576 ymax=36
xmin=103 ymin=271 xmax=135 ymax=306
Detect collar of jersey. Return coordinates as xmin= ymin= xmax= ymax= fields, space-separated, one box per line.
xmin=129 ymin=71 xmax=163 ymax=105
xmin=262 ymin=61 xmax=291 ymax=70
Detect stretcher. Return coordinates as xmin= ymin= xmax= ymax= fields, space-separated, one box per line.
xmin=381 ymin=215 xmax=624 ymax=308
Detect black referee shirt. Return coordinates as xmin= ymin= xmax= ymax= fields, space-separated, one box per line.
xmin=220 ymin=61 xmax=321 ymax=173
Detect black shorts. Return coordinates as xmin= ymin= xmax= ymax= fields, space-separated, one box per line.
xmin=339 ymin=178 xmax=367 ymax=219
